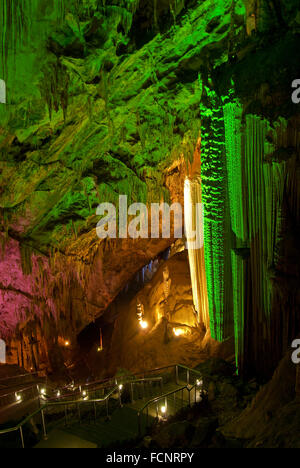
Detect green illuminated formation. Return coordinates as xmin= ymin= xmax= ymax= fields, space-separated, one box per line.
xmin=200 ymin=83 xmax=231 ymax=342
xmin=242 ymin=114 xmax=288 ymax=373
xmin=222 ymin=99 xmax=295 ymax=372
xmin=0 ymin=0 xmax=299 ymax=378
xmin=223 ymin=97 xmax=245 ymax=369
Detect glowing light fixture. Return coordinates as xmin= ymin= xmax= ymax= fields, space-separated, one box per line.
xmin=173 ymin=328 xmax=185 ymax=337
xmin=161 ymin=406 xmax=166 ymax=414
xmin=64 ymin=340 xmax=70 ymax=347
xmin=119 ymin=384 xmax=123 ymax=391
xmin=196 ymin=379 xmax=203 ymax=387
xmin=82 ymin=390 xmax=87 ymax=397
xmin=57 ymin=391 xmax=61 ymax=397
xmin=140 ymin=320 xmax=148 ymax=329
xmin=40 ymin=388 xmax=46 ymax=396
xmin=15 ymin=393 xmax=22 ymax=402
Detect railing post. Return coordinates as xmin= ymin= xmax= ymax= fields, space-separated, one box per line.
xmin=106 ymin=398 xmax=109 ymax=418
xmin=138 ymin=412 xmax=141 ymax=436
xmin=41 ymin=409 xmax=47 ymax=439
xmin=64 ymin=405 xmax=68 ymax=426
xmin=175 ymin=365 xmax=179 ymax=385
xmin=77 ymin=403 xmax=81 ymax=424
xmin=188 ymin=389 xmax=191 ymax=407
xmin=19 ymin=426 xmax=25 ymax=448
xmin=94 ymin=402 xmax=97 ymax=423
xmin=118 ymin=388 xmax=122 ymax=407
xmin=187 ymin=369 xmax=190 ymax=385
xmin=131 ymin=383 xmax=134 ymax=403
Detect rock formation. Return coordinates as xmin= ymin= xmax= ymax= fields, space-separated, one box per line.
xmin=0 ymin=0 xmax=299 ymax=383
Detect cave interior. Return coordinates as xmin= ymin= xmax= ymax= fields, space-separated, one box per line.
xmin=0 ymin=0 xmax=299 ymax=450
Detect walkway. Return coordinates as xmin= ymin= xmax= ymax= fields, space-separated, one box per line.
xmin=35 ymin=382 xmax=194 ymax=448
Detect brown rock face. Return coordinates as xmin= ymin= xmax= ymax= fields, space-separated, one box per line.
xmin=79 ymin=251 xmax=232 ymax=379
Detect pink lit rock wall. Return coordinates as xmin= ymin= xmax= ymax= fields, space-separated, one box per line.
xmin=0 ymin=236 xmax=55 ymax=338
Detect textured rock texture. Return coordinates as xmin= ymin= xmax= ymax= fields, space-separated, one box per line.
xmin=0 ymin=0 xmax=299 ymax=377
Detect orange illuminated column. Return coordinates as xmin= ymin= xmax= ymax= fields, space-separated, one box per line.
xmin=184 ymin=139 xmax=209 ymax=330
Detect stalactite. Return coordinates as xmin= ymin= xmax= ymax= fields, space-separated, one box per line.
xmin=223 ymin=100 xmax=293 ymax=374
xmin=39 ymin=60 xmax=70 ymax=122
xmin=0 ymin=0 xmax=67 ymax=98
xmin=20 ymin=244 xmax=33 ymax=275
xmin=223 ymin=97 xmax=249 ymax=370
xmin=200 ymin=83 xmax=232 ymax=342
xmin=184 ymin=176 xmax=209 ymax=329
xmin=99 ymin=0 xmax=140 ymax=35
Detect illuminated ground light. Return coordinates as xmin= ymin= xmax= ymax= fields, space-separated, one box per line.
xmin=82 ymin=390 xmax=87 ymax=397
xmin=64 ymin=340 xmax=70 ymax=347
xmin=15 ymin=393 xmax=22 ymax=402
xmin=119 ymin=384 xmax=123 ymax=391
xmin=56 ymin=391 xmax=61 ymax=398
xmin=40 ymin=388 xmax=46 ymax=396
xmin=97 ymin=346 xmax=103 ymax=352
xmin=140 ymin=320 xmax=148 ymax=330
xmin=161 ymin=406 xmax=167 ymax=417
xmin=173 ymin=328 xmax=186 ymax=337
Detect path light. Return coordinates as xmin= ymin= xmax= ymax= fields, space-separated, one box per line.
xmin=40 ymin=388 xmax=46 ymax=396
xmin=161 ymin=406 xmax=166 ymax=415
xmin=119 ymin=384 xmax=123 ymax=391
xmin=64 ymin=340 xmax=70 ymax=347
xmin=140 ymin=320 xmax=148 ymax=330
xmin=196 ymin=379 xmax=203 ymax=387
xmin=15 ymin=393 xmax=22 ymax=402
xmin=82 ymin=390 xmax=87 ymax=397
xmin=56 ymin=391 xmax=61 ymax=398
xmin=173 ymin=328 xmax=185 ymax=337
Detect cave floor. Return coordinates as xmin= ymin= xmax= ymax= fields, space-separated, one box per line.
xmin=35 ymin=429 xmax=97 ymax=449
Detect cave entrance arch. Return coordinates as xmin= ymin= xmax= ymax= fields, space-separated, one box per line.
xmin=0 ymin=339 xmax=6 ymax=364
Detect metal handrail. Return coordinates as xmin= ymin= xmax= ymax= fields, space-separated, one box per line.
xmin=72 ymin=363 xmax=201 ymax=392
xmin=0 ymin=384 xmax=38 ymax=401
xmin=0 ymin=376 xmax=164 ymax=448
xmin=0 ymin=371 xmax=42 ymax=383
xmin=44 ymin=376 xmax=163 ymax=404
xmin=139 ymin=385 xmax=189 ymax=414
xmin=0 ymin=382 xmax=58 ymax=409
xmin=0 ymin=364 xmax=202 ymax=447
xmin=137 ymin=381 xmax=202 ymax=436
xmin=0 ymin=384 xmax=121 ymax=448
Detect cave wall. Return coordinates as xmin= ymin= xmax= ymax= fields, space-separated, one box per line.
xmin=0 ymin=0 xmax=299 ymax=377
xmin=198 ymin=13 xmax=300 ymax=375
